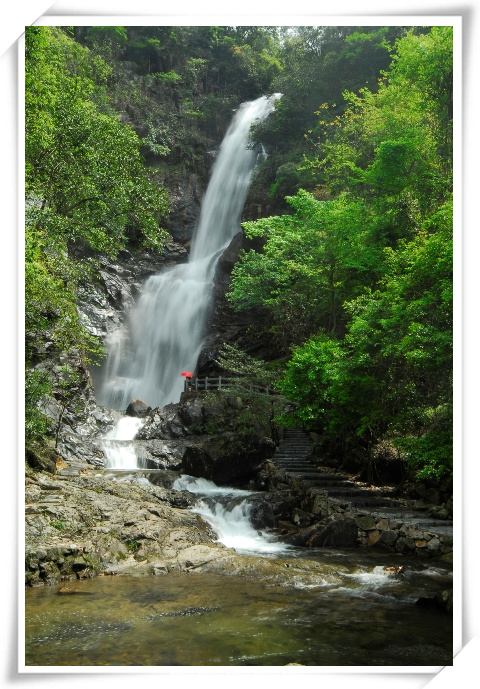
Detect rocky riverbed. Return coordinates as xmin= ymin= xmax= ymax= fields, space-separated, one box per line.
xmin=25 ymin=384 xmax=453 ymax=591
xmin=25 ymin=465 xmax=352 ymax=590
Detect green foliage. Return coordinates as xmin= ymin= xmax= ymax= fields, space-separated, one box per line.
xmin=215 ymin=343 xmax=275 ymax=389
xmin=278 ymin=199 xmax=453 ymax=479
xmin=394 ymin=415 xmax=453 ymax=481
xmin=26 ymin=27 xmax=170 ymax=257
xmin=25 ymin=26 xmax=170 ymax=448
xmin=249 ymin=26 xmax=407 ymax=212
xmin=276 ymin=333 xmax=344 ymax=429
xmin=76 ymin=26 xmax=283 ymax=176
xmin=229 ymin=190 xmax=384 ymax=350
xmin=230 ymin=26 xmax=453 ymax=481
xmin=214 ymin=344 xmax=283 ymax=440
xmin=126 ymin=540 xmax=140 ymax=552
xmin=305 ymin=27 xmax=453 ymax=238
xmin=25 ymin=369 xmax=53 ymax=441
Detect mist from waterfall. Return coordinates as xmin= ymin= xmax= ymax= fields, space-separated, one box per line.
xmin=97 ymin=95 xmax=279 ymax=410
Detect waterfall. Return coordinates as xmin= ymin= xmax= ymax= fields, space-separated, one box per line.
xmin=97 ymin=94 xmax=280 ymax=411
xmin=102 ymin=415 xmax=145 ymax=470
xmin=173 ymin=475 xmax=292 ymax=555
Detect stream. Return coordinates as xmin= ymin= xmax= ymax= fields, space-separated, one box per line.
xmin=25 ymin=551 xmax=452 ymax=667
xmin=25 ymin=471 xmax=453 ymax=667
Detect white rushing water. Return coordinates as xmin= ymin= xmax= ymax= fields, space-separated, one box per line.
xmin=193 ymin=499 xmax=290 ymax=554
xmin=97 ymin=95 xmax=280 ymax=411
xmin=173 ymin=474 xmax=291 ymax=554
xmin=172 ymin=474 xmax=255 ymax=497
xmin=102 ymin=416 xmax=145 ymax=470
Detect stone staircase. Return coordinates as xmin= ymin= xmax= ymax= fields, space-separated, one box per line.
xmin=273 ymin=427 xmax=453 ymax=539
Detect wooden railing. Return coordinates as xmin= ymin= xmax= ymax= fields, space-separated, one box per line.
xmin=184 ymin=375 xmax=278 ymax=396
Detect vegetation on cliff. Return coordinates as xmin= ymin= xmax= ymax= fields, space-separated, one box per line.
xmin=24 ymin=25 xmax=453 ymax=486
xmin=228 ymin=27 xmax=453 ymax=481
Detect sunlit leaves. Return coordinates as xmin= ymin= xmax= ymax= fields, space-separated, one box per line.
xmin=25 ymin=26 xmax=170 ymax=444
xmin=229 ymin=189 xmax=384 ymax=350
xmin=278 ymin=198 xmax=453 ymax=478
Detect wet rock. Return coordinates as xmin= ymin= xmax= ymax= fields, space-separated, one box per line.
xmin=383 ymin=565 xmax=405 ymax=575
xmin=125 ymin=398 xmax=152 ymax=418
xmin=246 ymin=491 xmax=299 ymax=529
xmin=291 ymin=508 xmax=313 ymax=527
xmin=379 ymin=530 xmax=398 ymax=548
xmin=435 ymin=588 xmax=454 ymax=613
xmin=355 ymin=515 xmax=376 ymax=531
xmin=182 ymin=433 xmax=276 ymax=486
xmin=166 ymin=173 xmax=203 ymax=244
xmin=216 ymin=231 xmax=244 ymax=273
xmin=135 ymin=440 xmax=186 ymax=471
xmin=426 ymin=537 xmax=442 ymax=555
xmin=286 ymin=516 xmax=358 ymax=548
xmin=24 ymin=467 xmax=224 ymax=587
xmin=137 ymin=403 xmax=191 ymax=440
xmin=415 ymin=589 xmax=453 ymax=613
xmin=366 ymin=529 xmax=381 ymax=546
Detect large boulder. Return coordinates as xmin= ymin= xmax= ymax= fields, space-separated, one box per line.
xmin=125 ymin=398 xmax=152 ymax=418
xmin=286 ymin=515 xmax=359 ymax=548
xmin=26 ymin=444 xmax=58 ymax=474
xmin=182 ymin=432 xmax=276 ymax=486
xmin=136 ymin=403 xmax=191 ymax=440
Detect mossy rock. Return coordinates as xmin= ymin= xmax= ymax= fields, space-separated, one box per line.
xmin=26 ymin=444 xmax=57 ymax=474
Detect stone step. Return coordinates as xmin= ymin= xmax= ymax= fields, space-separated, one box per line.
xmin=279 ymin=471 xmax=350 ymax=482
xmin=276 ymin=465 xmax=317 ymax=472
xmin=282 ymin=440 xmax=310 ymax=444
xmin=275 ymin=445 xmax=313 ymax=451
xmin=274 ymin=449 xmax=313 ymax=454
xmin=345 ymin=499 xmax=406 ymax=508
xmin=58 ymin=468 xmax=81 ymax=477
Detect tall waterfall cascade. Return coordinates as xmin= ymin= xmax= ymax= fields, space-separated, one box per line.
xmin=97 ymin=94 xmax=280 ymax=411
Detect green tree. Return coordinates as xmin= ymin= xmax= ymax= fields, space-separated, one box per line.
xmin=26 ymin=26 xmax=170 ymax=256
xmin=305 ymin=26 xmax=453 ymax=242
xmin=249 ymin=26 xmax=407 ymax=212
xmin=25 ymin=26 xmax=170 ymax=449
xmin=228 ymin=190 xmax=384 ymax=351
xmin=215 ymin=343 xmax=283 ymax=441
xmin=279 ymin=200 xmax=453 ymax=481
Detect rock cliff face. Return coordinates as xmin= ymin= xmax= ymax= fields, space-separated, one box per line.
xmin=165 ymin=172 xmax=204 ymax=244
xmin=197 ymin=232 xmax=275 ymax=376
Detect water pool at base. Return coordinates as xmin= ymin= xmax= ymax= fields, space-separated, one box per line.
xmin=25 ymin=550 xmax=453 ymax=667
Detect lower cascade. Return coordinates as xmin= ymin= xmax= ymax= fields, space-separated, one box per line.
xmin=173 ymin=475 xmax=291 ymax=554
xmin=102 ymin=415 xmax=145 ymax=470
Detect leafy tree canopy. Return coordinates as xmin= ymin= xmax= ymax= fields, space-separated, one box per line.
xmin=25 ymin=26 xmax=170 ymax=447
xmin=228 ymin=25 xmax=454 ymax=482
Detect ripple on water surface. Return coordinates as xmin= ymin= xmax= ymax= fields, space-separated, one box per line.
xmin=25 ymin=560 xmax=453 ymax=667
